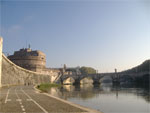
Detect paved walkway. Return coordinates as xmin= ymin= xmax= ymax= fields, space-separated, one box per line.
xmin=0 ymin=85 xmax=102 ymax=113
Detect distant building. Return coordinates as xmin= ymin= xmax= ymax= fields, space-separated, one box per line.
xmin=8 ymin=48 xmax=46 ymax=72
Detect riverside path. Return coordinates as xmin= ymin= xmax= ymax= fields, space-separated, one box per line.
xmin=0 ymin=85 xmax=102 ymax=113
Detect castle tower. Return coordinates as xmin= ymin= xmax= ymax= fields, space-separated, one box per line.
xmin=8 ymin=48 xmax=46 ymax=73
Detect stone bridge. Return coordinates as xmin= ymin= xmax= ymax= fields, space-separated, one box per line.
xmin=58 ymin=71 xmax=149 ymax=85
xmin=58 ymin=73 xmax=116 ymax=84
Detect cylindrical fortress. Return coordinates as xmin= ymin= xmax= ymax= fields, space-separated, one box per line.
xmin=8 ymin=48 xmax=46 ymax=72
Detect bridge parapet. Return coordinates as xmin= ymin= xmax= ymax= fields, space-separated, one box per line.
xmin=58 ymin=71 xmax=150 ymax=85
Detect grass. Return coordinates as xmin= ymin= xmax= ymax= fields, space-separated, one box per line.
xmin=37 ymin=83 xmax=61 ymax=92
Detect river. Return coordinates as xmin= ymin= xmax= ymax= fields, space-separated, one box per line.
xmin=47 ymin=83 xmax=150 ymax=113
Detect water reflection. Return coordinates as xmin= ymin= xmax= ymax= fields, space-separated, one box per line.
xmin=63 ymin=85 xmax=75 ymax=92
xmin=48 ymin=83 xmax=150 ymax=113
xmin=48 ymin=83 xmax=150 ymax=102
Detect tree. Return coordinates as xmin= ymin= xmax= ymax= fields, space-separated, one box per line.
xmin=80 ymin=66 xmax=96 ymax=74
xmin=123 ymin=59 xmax=150 ymax=73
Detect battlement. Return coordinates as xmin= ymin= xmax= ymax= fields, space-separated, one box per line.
xmin=8 ymin=48 xmax=46 ymax=72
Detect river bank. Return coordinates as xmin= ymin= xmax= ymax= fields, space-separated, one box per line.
xmin=36 ymin=84 xmax=103 ymax=113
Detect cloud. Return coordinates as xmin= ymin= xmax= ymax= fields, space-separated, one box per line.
xmin=9 ymin=25 xmax=22 ymax=31
xmin=1 ymin=15 xmax=33 ymax=38
xmin=1 ymin=25 xmax=22 ymax=39
xmin=7 ymin=25 xmax=22 ymax=35
xmin=23 ymin=15 xmax=33 ymax=23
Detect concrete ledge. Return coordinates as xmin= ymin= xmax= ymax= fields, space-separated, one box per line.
xmin=34 ymin=86 xmax=103 ymax=113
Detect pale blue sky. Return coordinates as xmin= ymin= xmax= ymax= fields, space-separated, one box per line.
xmin=0 ymin=0 xmax=150 ymax=72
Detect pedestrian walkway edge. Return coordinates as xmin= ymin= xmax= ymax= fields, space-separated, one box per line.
xmin=34 ymin=86 xmax=103 ymax=113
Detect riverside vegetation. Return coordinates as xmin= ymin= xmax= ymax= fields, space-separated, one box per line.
xmin=37 ymin=83 xmax=61 ymax=92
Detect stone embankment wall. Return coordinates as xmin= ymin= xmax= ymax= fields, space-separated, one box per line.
xmin=1 ymin=54 xmax=51 ymax=86
xmin=0 ymin=38 xmax=2 ymax=87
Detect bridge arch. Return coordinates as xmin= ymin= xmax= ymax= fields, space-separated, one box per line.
xmin=63 ymin=77 xmax=75 ymax=85
xmin=99 ymin=76 xmax=113 ymax=84
xmin=80 ymin=76 xmax=93 ymax=84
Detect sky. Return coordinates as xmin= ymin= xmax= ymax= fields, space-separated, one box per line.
xmin=0 ymin=0 xmax=150 ymax=73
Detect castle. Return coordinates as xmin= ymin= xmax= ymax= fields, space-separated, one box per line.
xmin=8 ymin=48 xmax=46 ymax=73
xmin=8 ymin=47 xmax=63 ymax=76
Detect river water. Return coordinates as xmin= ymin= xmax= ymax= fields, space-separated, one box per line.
xmin=47 ymin=83 xmax=150 ymax=113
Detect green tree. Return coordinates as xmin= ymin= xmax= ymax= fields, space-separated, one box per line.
xmin=80 ymin=66 xmax=96 ymax=74
xmin=123 ymin=59 xmax=150 ymax=73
